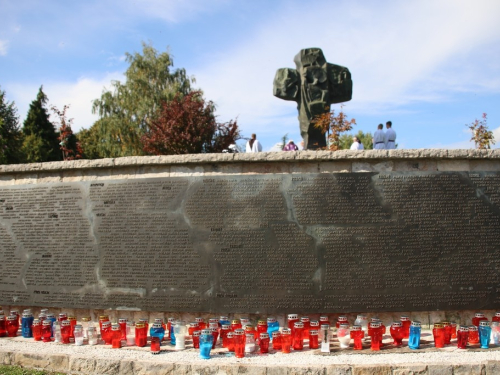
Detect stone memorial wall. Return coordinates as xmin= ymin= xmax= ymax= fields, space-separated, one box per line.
xmin=0 ymin=150 xmax=499 ymax=314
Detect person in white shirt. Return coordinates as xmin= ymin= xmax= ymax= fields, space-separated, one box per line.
xmin=350 ymin=136 xmax=364 ymax=150
xmin=246 ymin=133 xmax=263 ymax=152
xmin=385 ymin=121 xmax=396 ymax=149
xmin=373 ymin=124 xmax=386 ymax=149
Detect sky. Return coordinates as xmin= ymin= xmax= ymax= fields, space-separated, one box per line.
xmin=1 ymin=0 xmax=500 ymax=151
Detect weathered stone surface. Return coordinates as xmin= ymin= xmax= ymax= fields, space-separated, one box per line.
xmin=352 ymin=365 xmax=391 ymax=375
xmin=392 ymin=364 xmax=427 ymax=375
xmin=325 ymin=366 xmax=352 ymax=375
xmin=69 ymin=356 xmax=97 ymax=373
xmin=133 ymin=361 xmax=176 ymax=375
xmin=452 ymin=363 xmax=485 ymax=375
xmin=485 ymin=361 xmax=500 ymax=375
xmin=0 ymin=351 xmax=12 ymax=365
xmin=287 ymin=367 xmax=326 ymax=375
xmin=427 ymin=364 xmax=453 ymax=375
xmin=94 ymin=358 xmax=122 ymax=374
xmin=437 ymin=160 xmax=470 ymax=171
xmin=13 ymin=352 xmax=50 ymax=369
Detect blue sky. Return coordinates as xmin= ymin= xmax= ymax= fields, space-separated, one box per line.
xmin=1 ymin=0 xmax=500 ymax=151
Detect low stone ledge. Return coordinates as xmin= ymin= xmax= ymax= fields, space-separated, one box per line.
xmin=1 ymin=149 xmax=500 ymax=175
xmin=5 ymin=348 xmax=500 ymax=375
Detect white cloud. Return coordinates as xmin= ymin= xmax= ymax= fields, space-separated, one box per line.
xmin=122 ymin=0 xmax=230 ymax=23
xmin=194 ymin=0 xmax=500 ymax=141
xmin=7 ymin=72 xmax=124 ymax=132
xmin=0 ymin=40 xmax=8 ymax=56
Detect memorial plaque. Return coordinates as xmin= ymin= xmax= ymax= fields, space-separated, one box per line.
xmin=0 ymin=172 xmax=499 ymax=313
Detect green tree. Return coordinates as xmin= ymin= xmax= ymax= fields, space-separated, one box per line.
xmin=51 ymin=105 xmax=82 ymax=160
xmin=339 ymin=130 xmax=373 ymax=150
xmin=92 ymin=42 xmax=194 ymax=157
xmin=76 ymin=124 xmax=104 ymax=159
xmin=0 ymin=87 xmax=22 ymax=164
xmin=21 ymin=86 xmax=61 ymax=162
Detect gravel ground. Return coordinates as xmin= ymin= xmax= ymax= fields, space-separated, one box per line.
xmin=1 ymin=331 xmax=499 ymax=367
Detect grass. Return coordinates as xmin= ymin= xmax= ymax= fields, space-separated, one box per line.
xmin=0 ymin=366 xmax=66 ymax=375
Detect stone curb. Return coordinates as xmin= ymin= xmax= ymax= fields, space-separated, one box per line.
xmin=1 ymin=149 xmax=499 ymax=174
xmin=1 ymin=348 xmax=499 ymax=374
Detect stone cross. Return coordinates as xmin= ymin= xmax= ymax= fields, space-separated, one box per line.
xmin=273 ymin=48 xmax=353 ymax=150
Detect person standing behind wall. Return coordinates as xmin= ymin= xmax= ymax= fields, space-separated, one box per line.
xmin=373 ymin=124 xmax=386 ymax=149
xmin=246 ymin=133 xmax=263 ymax=152
xmin=385 ymin=121 xmax=397 ymax=149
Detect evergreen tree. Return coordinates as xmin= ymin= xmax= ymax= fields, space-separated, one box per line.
xmin=0 ymin=87 xmax=22 ymax=164
xmin=22 ymin=86 xmax=61 ymax=162
xmin=92 ymin=42 xmax=194 ymax=157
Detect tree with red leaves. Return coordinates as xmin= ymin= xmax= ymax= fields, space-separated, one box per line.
xmin=467 ymin=113 xmax=495 ymax=149
xmin=141 ymin=91 xmax=240 ymax=155
xmin=51 ymin=105 xmax=83 ymax=160
xmin=313 ymin=104 xmax=356 ymax=151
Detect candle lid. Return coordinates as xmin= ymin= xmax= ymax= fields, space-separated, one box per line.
xmin=267 ymin=317 xmax=276 ymax=323
xmin=309 ymin=330 xmax=319 ymax=335
xmin=411 ymin=321 xmax=421 ymax=327
xmin=301 ymin=316 xmax=310 ymax=322
xmin=192 ymin=330 xmax=201 ymax=336
xmin=294 ymin=322 xmax=304 ymax=329
xmin=310 ymin=320 xmax=320 ymax=327
xmin=468 ymin=325 xmax=478 ymax=331
xmin=233 ymin=329 xmax=245 ymax=335
xmin=271 ymin=331 xmax=281 ymax=337
xmin=287 ymin=314 xmax=298 ymax=320
xmin=351 ymin=325 xmax=362 ymax=331
xmin=282 ymin=328 xmax=291 ymax=335
xmin=479 ymin=320 xmax=490 ymax=327
xmin=475 ymin=313 xmax=485 ymax=318
xmin=433 ymin=323 xmax=444 ymax=328
xmin=259 ymin=332 xmax=269 ymax=338
xmin=391 ymin=322 xmax=402 ymax=327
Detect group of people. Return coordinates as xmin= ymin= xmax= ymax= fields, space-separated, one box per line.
xmin=350 ymin=121 xmax=397 ymax=151
xmin=245 ymin=122 xmax=396 ymax=153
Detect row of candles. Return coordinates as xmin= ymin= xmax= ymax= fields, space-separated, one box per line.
xmin=1 ymin=308 xmax=500 ymax=359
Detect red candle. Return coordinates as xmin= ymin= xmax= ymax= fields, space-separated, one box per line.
xmin=442 ymin=322 xmax=452 ymax=345
xmin=189 ymin=322 xmax=199 ymax=336
xmin=400 ymin=316 xmax=411 ymax=339
xmin=10 ymin=311 xmax=20 ymax=332
xmin=111 ymin=324 xmax=122 ymax=348
xmin=42 ymin=320 xmax=52 ymax=342
xmin=195 ymin=317 xmax=206 ymax=330
xmin=370 ymin=322 xmax=383 ymax=351
xmin=32 ymin=319 xmax=42 ymax=341
xmin=68 ymin=316 xmax=77 ymax=339
xmin=493 ymin=312 xmax=500 ymax=323
xmin=257 ymin=320 xmax=268 ymax=338
xmin=192 ymin=330 xmax=200 ymax=349
xmin=58 ymin=313 xmax=68 ymax=323
xmin=98 ymin=315 xmax=108 ymax=331
xmin=293 ymin=322 xmax=304 ymax=350
xmin=390 ymin=322 xmax=404 ymax=346
xmin=226 ymin=331 xmax=235 ymax=352
xmin=281 ymin=328 xmax=292 ymax=353
xmin=336 ymin=315 xmax=348 ymax=329
xmin=0 ymin=315 xmax=6 ymax=337
xmin=457 ymin=325 xmax=469 ymax=349
xmin=450 ymin=322 xmax=457 ymax=339
xmin=350 ymin=325 xmax=364 ymax=350
xmin=6 ymin=315 xmax=17 ymax=337
xmin=309 ymin=330 xmax=319 ymax=349
xmin=231 ymin=319 xmax=242 ymax=331
xmin=432 ymin=323 xmax=445 ymax=348
xmin=61 ymin=320 xmax=71 ymax=344
xmin=210 ymin=327 xmax=219 ymax=349
xmin=244 ymin=325 xmax=256 ymax=341
xmin=468 ymin=325 xmax=479 ymax=344
xmin=301 ymin=317 xmax=310 ymax=340
xmin=259 ymin=332 xmax=270 ymax=353
xmin=233 ymin=329 xmax=245 ymax=358
xmin=135 ymin=322 xmax=147 ymax=347
xmin=119 ymin=318 xmax=128 ymax=340
xmin=150 ymin=336 xmax=160 ymax=354
xmin=272 ymin=331 xmax=282 ymax=350
xmin=101 ymin=321 xmax=112 ymax=345
xmin=472 ymin=313 xmax=487 ymax=327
